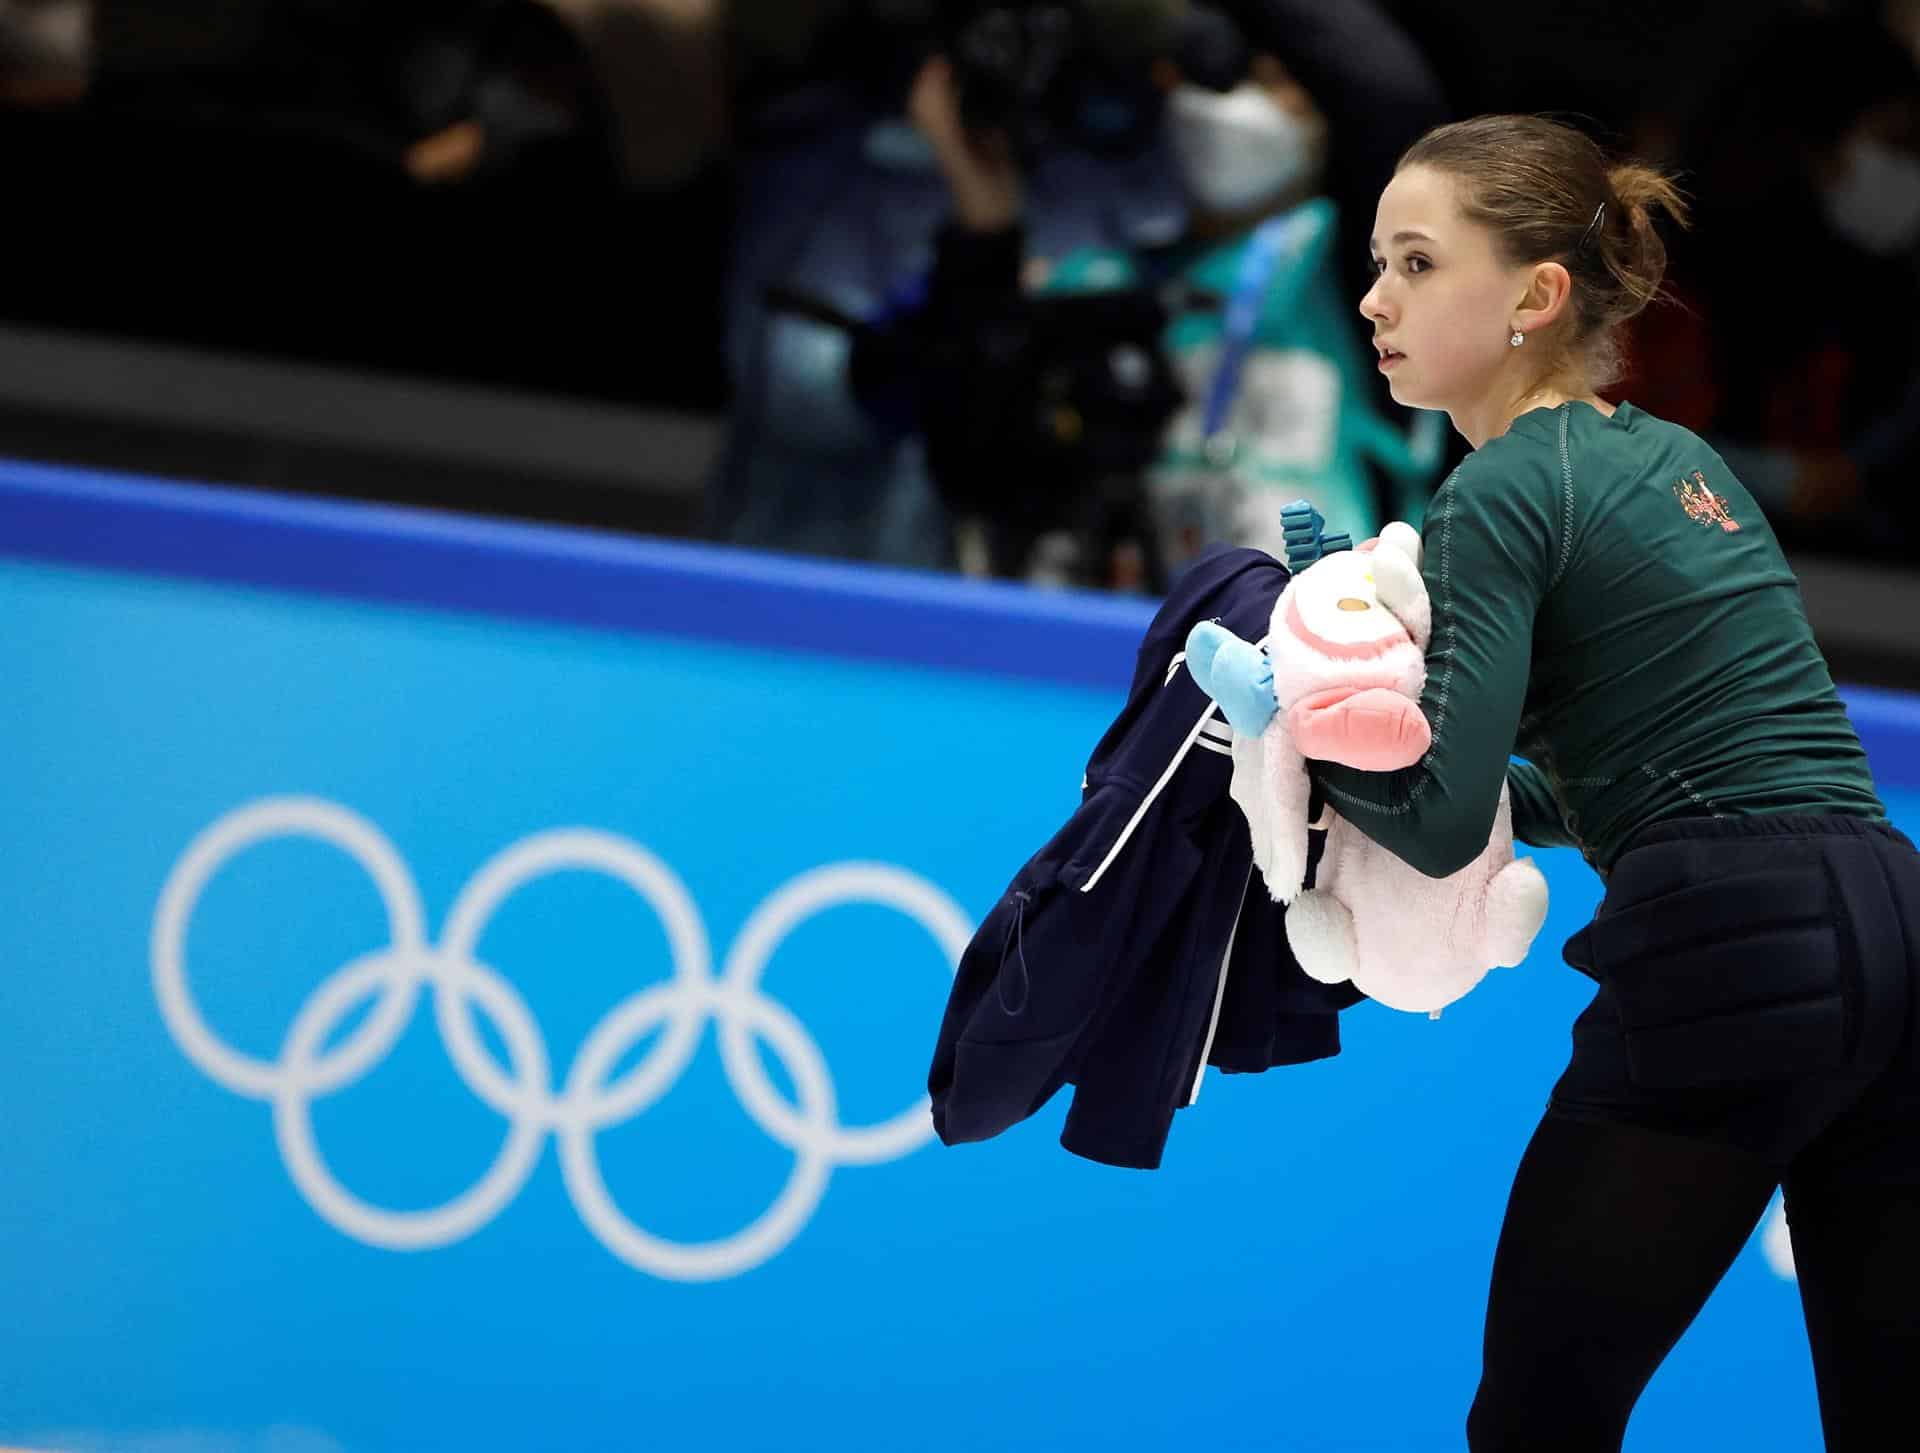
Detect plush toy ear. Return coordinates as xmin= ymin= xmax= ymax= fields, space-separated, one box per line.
xmin=1368 ymin=525 xmax=1431 ymax=651
xmin=1378 ymin=520 xmax=1423 ymax=571
xmin=1185 ymin=622 xmax=1278 ymax=737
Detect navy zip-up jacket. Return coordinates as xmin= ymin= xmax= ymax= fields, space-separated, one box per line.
xmin=927 ymin=546 xmax=1365 ymax=1170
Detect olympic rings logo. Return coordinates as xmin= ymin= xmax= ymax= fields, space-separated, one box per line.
xmin=150 ymin=797 xmax=971 ymax=1282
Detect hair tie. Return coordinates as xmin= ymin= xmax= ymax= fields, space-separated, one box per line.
xmin=1578 ymin=202 xmax=1606 ymax=250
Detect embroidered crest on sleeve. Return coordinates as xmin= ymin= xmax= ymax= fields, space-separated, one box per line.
xmin=1673 ymin=470 xmax=1741 ymax=533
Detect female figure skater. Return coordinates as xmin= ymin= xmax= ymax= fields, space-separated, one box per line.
xmin=1321 ymin=115 xmax=1920 ymax=1451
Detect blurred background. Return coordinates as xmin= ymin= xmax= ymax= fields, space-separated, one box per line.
xmin=6 ymin=7 xmax=1920 ymax=1451
xmin=3 ymin=0 xmax=1918 ymax=674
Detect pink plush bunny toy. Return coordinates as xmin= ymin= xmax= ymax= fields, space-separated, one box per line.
xmin=1184 ymin=522 xmax=1549 ymax=1016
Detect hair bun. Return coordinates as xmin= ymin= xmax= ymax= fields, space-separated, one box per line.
xmin=1401 ymin=116 xmax=1691 ymax=389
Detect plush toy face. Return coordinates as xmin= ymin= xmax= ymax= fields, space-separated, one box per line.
xmin=1286 ymin=551 xmax=1408 ymax=656
xmin=1269 ymin=544 xmax=1426 ymax=713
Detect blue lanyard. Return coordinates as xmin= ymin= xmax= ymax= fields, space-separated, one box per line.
xmin=1200 ymin=212 xmax=1297 ymax=462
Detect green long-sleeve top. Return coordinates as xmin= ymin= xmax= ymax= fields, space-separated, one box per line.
xmin=1308 ymin=400 xmax=1887 ymax=881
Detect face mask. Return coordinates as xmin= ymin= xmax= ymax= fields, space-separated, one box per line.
xmin=1166 ymin=81 xmax=1318 ymax=216
xmin=1821 ymin=136 xmax=1920 ymax=257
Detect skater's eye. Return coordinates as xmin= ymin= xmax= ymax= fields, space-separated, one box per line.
xmin=1368 ymin=253 xmax=1431 ymax=277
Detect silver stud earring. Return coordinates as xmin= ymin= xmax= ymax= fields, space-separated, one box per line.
xmin=1510 ymin=330 xmax=1525 ymax=347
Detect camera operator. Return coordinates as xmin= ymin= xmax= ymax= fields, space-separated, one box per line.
xmin=905 ymin=0 xmax=1449 ymax=586
xmin=709 ymin=0 xmax=1196 ymax=573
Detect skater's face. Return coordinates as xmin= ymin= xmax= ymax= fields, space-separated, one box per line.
xmin=1359 ymin=165 xmax=1565 ymax=416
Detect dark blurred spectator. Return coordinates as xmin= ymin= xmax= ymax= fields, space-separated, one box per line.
xmin=1372 ymin=0 xmax=1812 ymax=154
xmin=1893 ymin=0 xmax=1920 ymax=63
xmin=0 ymin=0 xmax=730 ymax=409
xmin=0 ymin=0 xmax=88 ymax=106
xmin=539 ymin=1 xmax=725 ymax=189
xmin=1613 ymin=7 xmax=1920 ymax=560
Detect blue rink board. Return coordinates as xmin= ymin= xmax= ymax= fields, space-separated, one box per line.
xmin=3 ymin=460 xmax=1919 ymax=1453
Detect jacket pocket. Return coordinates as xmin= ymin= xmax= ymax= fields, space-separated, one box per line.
xmin=970 ymin=820 xmax=1205 ymax=1051
xmin=1569 ymin=860 xmax=1852 ymax=1088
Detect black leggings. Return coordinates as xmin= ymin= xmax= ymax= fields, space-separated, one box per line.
xmin=1470 ymin=814 xmax=1920 ymax=1451
xmin=1467 ymin=1108 xmax=1920 ymax=1451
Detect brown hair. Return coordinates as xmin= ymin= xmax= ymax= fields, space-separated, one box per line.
xmin=1398 ymin=115 xmax=1690 ymax=389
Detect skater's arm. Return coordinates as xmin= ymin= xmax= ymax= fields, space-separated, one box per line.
xmin=1308 ymin=444 xmax=1558 ymax=878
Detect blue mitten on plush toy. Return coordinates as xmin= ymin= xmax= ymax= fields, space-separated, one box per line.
xmin=1187 ymin=499 xmax=1348 ymax=738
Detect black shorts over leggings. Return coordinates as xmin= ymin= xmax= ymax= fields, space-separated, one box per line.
xmin=1551 ymin=811 xmax=1920 ymax=1175
xmin=1467 ymin=813 xmax=1920 ymax=1452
